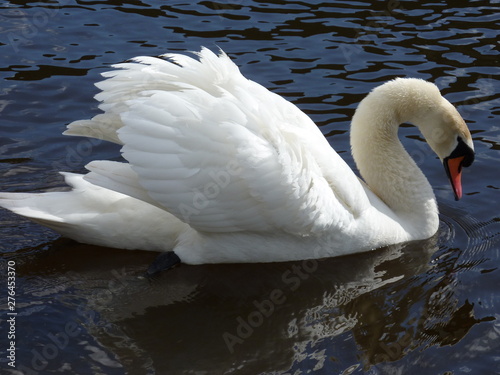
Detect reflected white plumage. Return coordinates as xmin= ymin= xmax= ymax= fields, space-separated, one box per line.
xmin=0 ymin=48 xmax=474 ymax=264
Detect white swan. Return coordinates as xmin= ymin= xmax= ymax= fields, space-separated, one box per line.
xmin=0 ymin=48 xmax=474 ymax=265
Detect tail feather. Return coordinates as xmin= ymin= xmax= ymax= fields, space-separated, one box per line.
xmin=0 ymin=173 xmax=189 ymax=251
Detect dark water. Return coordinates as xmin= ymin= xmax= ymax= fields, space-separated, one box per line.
xmin=1 ymin=1 xmax=499 ymax=374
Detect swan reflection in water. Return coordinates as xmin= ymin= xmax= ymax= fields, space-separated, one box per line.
xmin=14 ymin=224 xmax=490 ymax=374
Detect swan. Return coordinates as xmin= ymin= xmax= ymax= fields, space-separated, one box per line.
xmin=0 ymin=48 xmax=474 ymax=266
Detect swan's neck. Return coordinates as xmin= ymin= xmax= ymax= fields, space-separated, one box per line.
xmin=350 ymin=83 xmax=439 ymax=238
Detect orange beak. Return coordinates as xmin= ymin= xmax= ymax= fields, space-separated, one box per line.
xmin=444 ymin=156 xmax=465 ymax=200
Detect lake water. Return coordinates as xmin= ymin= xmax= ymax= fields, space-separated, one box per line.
xmin=1 ymin=1 xmax=499 ymax=374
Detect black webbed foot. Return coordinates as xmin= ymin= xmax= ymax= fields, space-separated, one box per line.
xmin=145 ymin=251 xmax=181 ymax=278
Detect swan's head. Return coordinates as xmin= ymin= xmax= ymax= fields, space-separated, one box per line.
xmin=353 ymin=78 xmax=475 ymax=201
xmin=401 ymin=79 xmax=475 ymax=200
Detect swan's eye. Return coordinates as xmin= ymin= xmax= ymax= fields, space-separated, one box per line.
xmin=449 ymin=137 xmax=474 ymax=167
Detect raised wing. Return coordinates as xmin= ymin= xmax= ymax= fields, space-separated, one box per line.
xmin=67 ymin=48 xmax=370 ymax=234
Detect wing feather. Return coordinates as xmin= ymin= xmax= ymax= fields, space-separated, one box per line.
xmin=71 ymin=48 xmax=370 ymax=234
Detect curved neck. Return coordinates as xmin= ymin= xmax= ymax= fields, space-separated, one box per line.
xmin=350 ymin=83 xmax=439 ymax=237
